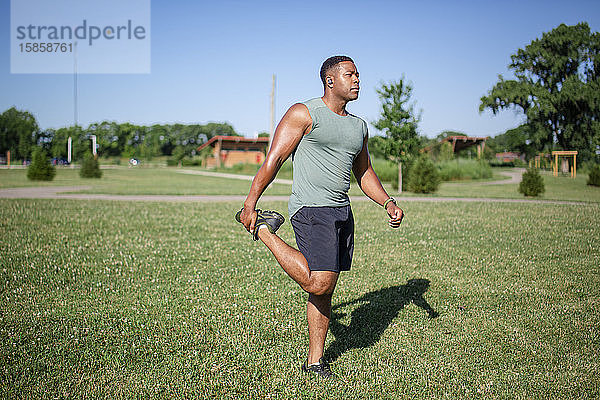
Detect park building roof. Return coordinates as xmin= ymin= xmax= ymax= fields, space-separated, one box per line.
xmin=197 ymin=135 xmax=269 ymax=152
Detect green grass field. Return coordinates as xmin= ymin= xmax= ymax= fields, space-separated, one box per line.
xmin=2 ymin=167 xmax=599 ymax=203
xmin=0 ymin=167 xmax=292 ymax=196
xmin=1 ymin=198 xmax=599 ymax=398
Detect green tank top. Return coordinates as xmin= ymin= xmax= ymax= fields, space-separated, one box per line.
xmin=288 ymin=97 xmax=368 ymax=218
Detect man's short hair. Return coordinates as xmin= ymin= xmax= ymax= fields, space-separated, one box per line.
xmin=320 ymin=55 xmax=354 ymax=85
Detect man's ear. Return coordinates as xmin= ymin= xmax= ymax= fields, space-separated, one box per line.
xmin=326 ymin=76 xmax=334 ymax=87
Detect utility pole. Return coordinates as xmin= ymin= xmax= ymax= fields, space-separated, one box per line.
xmin=70 ymin=41 xmax=78 ymax=166
xmin=74 ymin=41 xmax=78 ymax=128
xmin=269 ymin=74 xmax=276 ymax=150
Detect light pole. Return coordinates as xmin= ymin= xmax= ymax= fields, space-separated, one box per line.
xmin=90 ymin=135 xmax=97 ymax=158
xmin=67 ymin=137 xmax=72 ymax=164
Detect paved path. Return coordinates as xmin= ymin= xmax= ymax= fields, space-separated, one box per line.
xmin=483 ymin=168 xmax=525 ymax=185
xmin=0 ymin=185 xmax=589 ymax=206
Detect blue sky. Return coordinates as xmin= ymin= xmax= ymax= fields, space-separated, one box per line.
xmin=1 ymin=0 xmax=599 ymax=138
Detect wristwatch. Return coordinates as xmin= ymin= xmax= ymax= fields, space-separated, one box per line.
xmin=383 ymin=197 xmax=397 ymax=209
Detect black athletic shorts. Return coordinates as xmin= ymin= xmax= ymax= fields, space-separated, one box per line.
xmin=290 ymin=205 xmax=354 ymax=273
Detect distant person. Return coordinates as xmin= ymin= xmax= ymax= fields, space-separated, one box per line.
xmin=236 ymin=55 xmax=404 ymax=378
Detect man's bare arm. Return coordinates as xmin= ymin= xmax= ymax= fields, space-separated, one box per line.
xmin=352 ymin=137 xmax=404 ymax=228
xmin=240 ymin=103 xmax=312 ymax=233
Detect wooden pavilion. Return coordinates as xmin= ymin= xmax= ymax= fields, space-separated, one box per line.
xmin=423 ymin=135 xmax=489 ymax=159
xmin=197 ymin=136 xmax=269 ymax=168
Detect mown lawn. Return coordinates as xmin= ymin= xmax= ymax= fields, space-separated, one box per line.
xmin=0 ymin=167 xmax=292 ymax=196
xmin=1 ymin=199 xmax=599 ymax=398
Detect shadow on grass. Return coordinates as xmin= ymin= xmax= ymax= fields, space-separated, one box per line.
xmin=325 ymin=279 xmax=438 ymax=363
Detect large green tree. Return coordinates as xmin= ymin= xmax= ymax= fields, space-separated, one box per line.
xmin=0 ymin=107 xmax=39 ymax=160
xmin=480 ymin=22 xmax=600 ymax=161
xmin=488 ymin=124 xmax=537 ymax=159
xmin=373 ymin=79 xmax=421 ymax=163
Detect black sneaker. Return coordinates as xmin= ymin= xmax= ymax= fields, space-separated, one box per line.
xmin=235 ymin=208 xmax=285 ymax=241
xmin=302 ymin=358 xmax=335 ymax=379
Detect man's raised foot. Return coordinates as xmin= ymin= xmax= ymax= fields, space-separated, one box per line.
xmin=235 ymin=208 xmax=285 ymax=240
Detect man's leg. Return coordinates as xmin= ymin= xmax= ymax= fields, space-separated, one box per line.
xmin=307 ymin=292 xmax=333 ymax=364
xmin=256 ymin=227 xmax=338 ymax=366
xmin=256 ymin=228 xmax=338 ymax=295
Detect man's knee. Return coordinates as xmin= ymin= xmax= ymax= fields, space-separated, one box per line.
xmin=306 ymin=272 xmax=338 ymax=295
xmin=308 ymin=282 xmax=335 ymax=296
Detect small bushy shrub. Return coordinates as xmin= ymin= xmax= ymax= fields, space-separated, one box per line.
xmin=27 ymin=147 xmax=56 ymax=181
xmin=408 ymin=155 xmax=440 ymax=193
xmin=587 ymin=164 xmax=600 ymax=187
xmin=80 ymin=152 xmax=102 ymax=178
xmin=518 ymin=168 xmax=544 ymax=196
xmin=437 ymin=159 xmax=492 ymax=181
xmin=181 ymin=158 xmax=203 ymax=167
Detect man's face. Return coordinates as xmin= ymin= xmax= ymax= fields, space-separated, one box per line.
xmin=329 ymin=61 xmax=360 ymax=101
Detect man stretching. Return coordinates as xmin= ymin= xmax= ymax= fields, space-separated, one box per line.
xmin=236 ymin=55 xmax=403 ymax=378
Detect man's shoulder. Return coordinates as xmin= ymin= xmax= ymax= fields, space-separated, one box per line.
xmin=302 ymin=97 xmax=325 ymax=110
xmin=286 ymin=102 xmax=311 ymax=119
xmin=280 ymin=102 xmax=313 ymax=131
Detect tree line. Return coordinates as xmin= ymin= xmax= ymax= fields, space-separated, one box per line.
xmin=0 ymin=108 xmax=238 ymax=162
